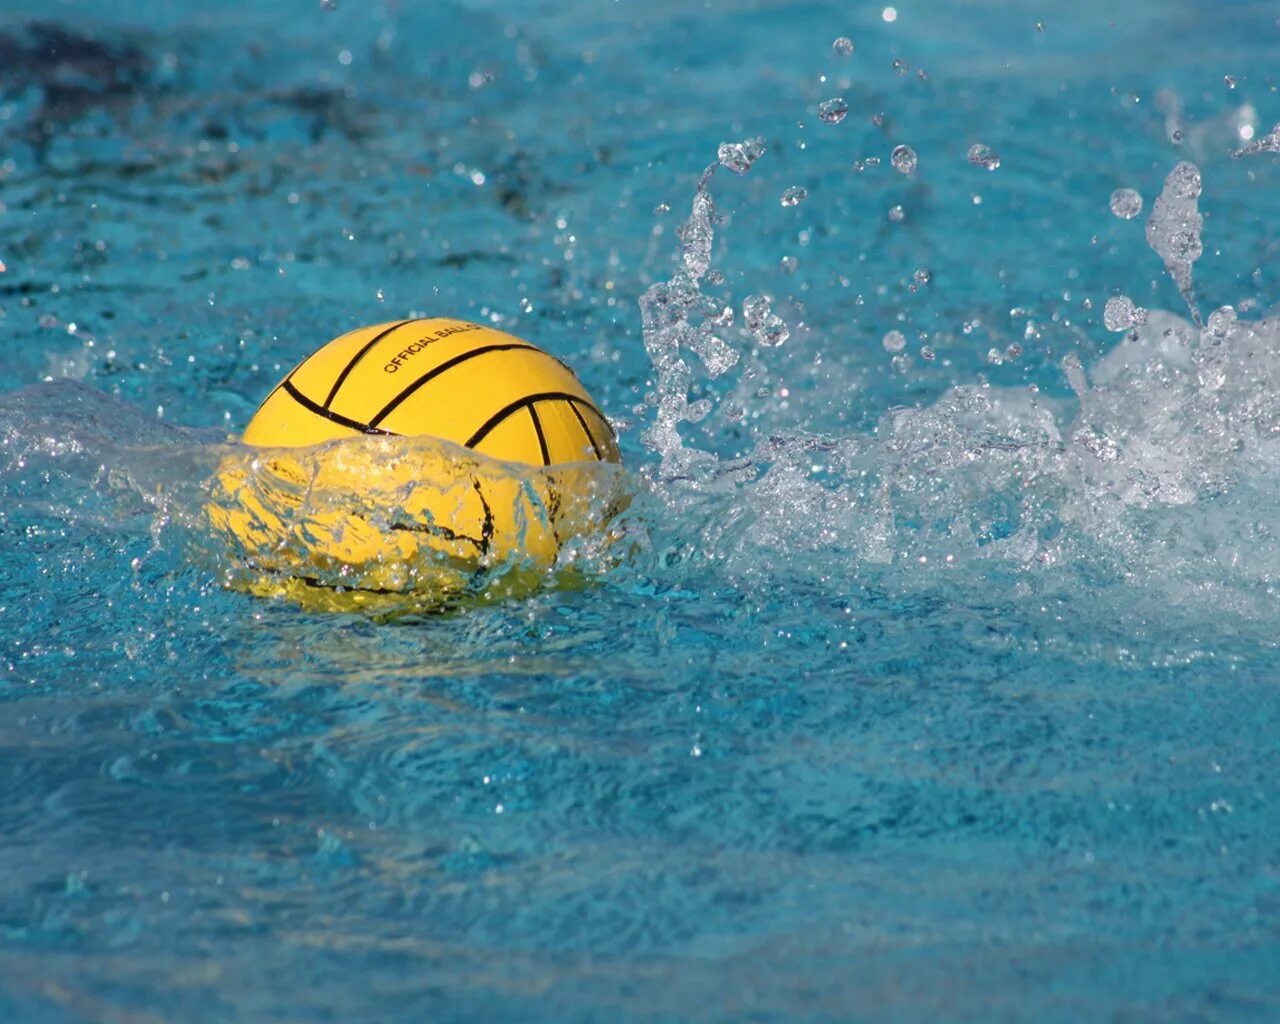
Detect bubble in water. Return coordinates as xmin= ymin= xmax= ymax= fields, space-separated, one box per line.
xmin=892 ymin=59 xmax=908 ymax=75
xmin=1109 ymin=188 xmax=1143 ymax=220
xmin=891 ymin=145 xmax=917 ymax=174
xmin=882 ymin=329 xmax=907 ymax=352
xmin=912 ymin=268 xmax=932 ymax=285
xmin=887 ymin=205 xmax=905 ymax=222
xmin=319 ymin=0 xmax=337 ymax=9
xmin=780 ymin=255 xmax=798 ymax=274
xmin=780 ymin=186 xmax=808 ymax=208
xmin=717 ymin=136 xmax=767 ymax=175
xmin=1102 ymin=295 xmax=1148 ymax=332
xmin=1225 ymin=75 xmax=1237 ymax=90
xmin=819 ymin=98 xmax=849 ymax=125
xmin=967 ymin=143 xmax=1000 ymax=170
xmin=832 ymin=36 xmax=854 ymax=56
xmin=891 ymin=353 xmax=912 ymax=373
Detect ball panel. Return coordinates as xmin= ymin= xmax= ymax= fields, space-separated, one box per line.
xmin=532 ymin=398 xmax=602 ymax=464
xmin=372 ymin=347 xmax=593 ymax=446
xmin=241 ymin=384 xmax=360 ymax=447
xmin=569 ymin=400 xmax=621 ymax=463
xmin=287 ymin=320 xmax=410 ymax=405
xmin=325 ymin=318 xmax=541 ymax=417
xmin=468 ymin=404 xmax=550 ymax=466
xmin=242 ymin=318 xmax=619 ymax=469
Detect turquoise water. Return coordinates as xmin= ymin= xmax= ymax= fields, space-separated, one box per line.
xmin=4 ymin=0 xmax=1280 ymax=1019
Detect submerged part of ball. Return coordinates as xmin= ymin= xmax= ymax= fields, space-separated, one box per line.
xmin=208 ymin=318 xmax=624 ymax=612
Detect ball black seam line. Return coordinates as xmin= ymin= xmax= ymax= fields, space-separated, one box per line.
xmin=566 ymin=399 xmax=604 ymax=460
xmin=389 ymin=521 xmax=486 ymax=554
xmin=282 ymin=379 xmax=397 ymax=436
xmin=464 ymin=392 xmax=611 ymax=450
xmin=527 ymin=404 xmax=552 ymax=466
xmin=571 ymin=395 xmax=618 ymax=441
xmin=323 ymin=318 xmax=420 ymax=410
xmin=473 ymin=481 xmax=494 ymax=555
xmin=366 ymin=343 xmax=540 ymax=428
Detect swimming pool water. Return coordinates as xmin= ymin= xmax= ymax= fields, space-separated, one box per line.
xmin=3 ymin=0 xmax=1280 ymax=1020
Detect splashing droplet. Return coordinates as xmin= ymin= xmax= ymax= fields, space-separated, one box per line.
xmin=818 ymin=98 xmax=849 ymax=125
xmin=780 ymin=186 xmax=808 ymax=208
xmin=891 ymin=145 xmax=917 ymax=174
xmin=832 ymin=36 xmax=854 ymax=57
xmin=967 ymin=143 xmax=1000 ymax=170
xmin=1103 ymin=295 xmax=1148 ymax=332
xmin=1109 ymin=188 xmax=1143 ymax=220
xmin=1145 ymin=161 xmax=1203 ymax=323
xmin=1062 ymin=351 xmax=1088 ymax=399
xmin=717 ymin=136 xmax=767 ymax=175
xmin=743 ymin=295 xmax=789 ymax=347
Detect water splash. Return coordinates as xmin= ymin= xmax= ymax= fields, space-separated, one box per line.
xmin=631 ymin=149 xmax=1280 ymax=619
xmin=1145 ymin=161 xmax=1203 ymax=325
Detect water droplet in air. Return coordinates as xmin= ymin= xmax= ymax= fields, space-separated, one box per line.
xmin=1103 ymin=295 xmax=1148 ymax=332
xmin=819 ymin=98 xmax=849 ymax=125
xmin=833 ymin=37 xmax=854 ymax=57
xmin=743 ymin=295 xmax=789 ymax=346
xmin=891 ymin=145 xmax=917 ymax=174
xmin=717 ymin=136 xmax=767 ymax=175
xmin=1062 ymin=352 xmax=1088 ymax=398
xmin=1109 ymin=188 xmax=1143 ymax=219
xmin=1146 ymin=161 xmax=1204 ymax=317
xmin=967 ymin=143 xmax=1000 ymax=170
xmin=780 ymin=186 xmax=808 ymax=208
xmin=887 ymin=205 xmax=905 ymax=222
xmin=882 ymin=329 xmax=906 ymax=352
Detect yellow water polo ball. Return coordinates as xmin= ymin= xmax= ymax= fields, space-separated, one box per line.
xmin=207 ymin=317 xmax=624 ymax=612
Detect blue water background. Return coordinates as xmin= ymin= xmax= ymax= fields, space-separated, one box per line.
xmin=2 ymin=0 xmax=1280 ymax=1020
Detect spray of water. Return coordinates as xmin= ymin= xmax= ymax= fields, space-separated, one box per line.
xmin=632 ymin=138 xmax=1280 ymax=618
